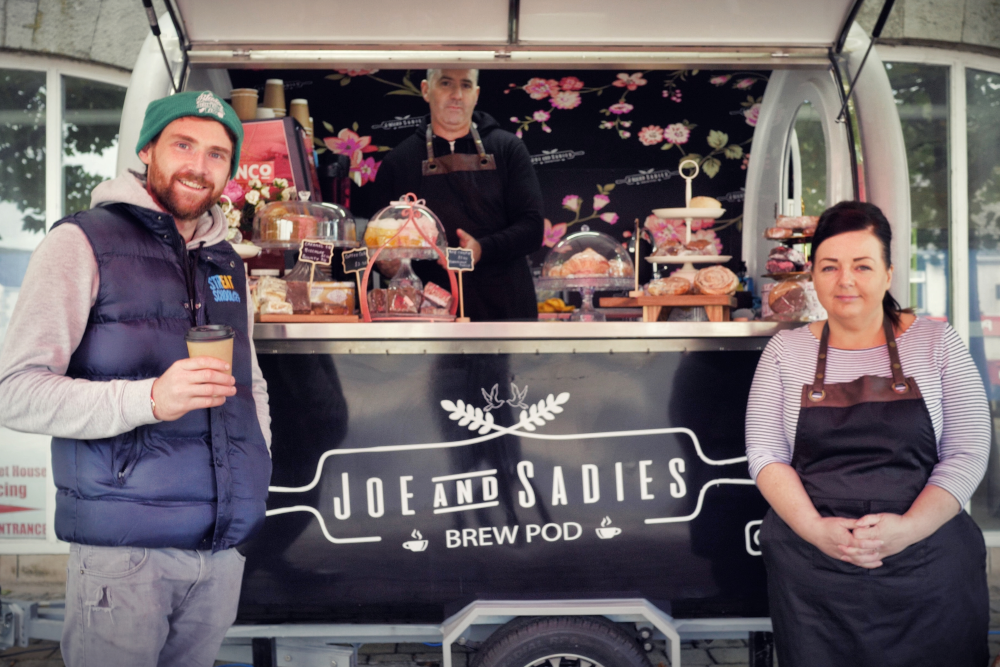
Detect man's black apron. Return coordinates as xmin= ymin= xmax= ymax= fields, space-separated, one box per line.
xmin=760 ymin=318 xmax=987 ymax=667
xmin=416 ymin=124 xmax=537 ymax=321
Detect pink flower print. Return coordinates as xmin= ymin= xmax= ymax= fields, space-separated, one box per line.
xmin=593 ymin=194 xmax=610 ymax=210
xmin=599 ymin=120 xmax=614 ymax=129
xmin=324 ymin=128 xmax=377 ymax=165
xmin=562 ymin=195 xmax=582 ymax=213
xmin=620 ymin=121 xmax=632 ymax=128
xmin=510 ymin=116 xmax=520 ymax=123
xmin=608 ymin=102 xmax=633 ymax=115
xmin=670 ymin=89 xmax=682 ymax=103
xmin=710 ymin=75 xmax=732 ymax=86
xmin=525 ymin=77 xmax=560 ymax=100
xmin=533 ymin=109 xmax=551 ymax=122
xmin=337 ymin=69 xmax=378 ymax=77
xmin=619 ymin=131 xmax=631 ymax=139
xmin=735 ymin=78 xmax=756 ymax=89
xmin=515 ymin=129 xmax=523 ymax=138
xmin=742 ymin=152 xmax=751 ymax=170
xmin=352 ymin=156 xmax=380 ymax=186
xmin=663 ymin=123 xmax=690 ymax=145
xmin=744 ymin=103 xmax=761 ymax=127
xmin=222 ymin=180 xmax=246 ymax=207
xmin=543 ymin=218 xmax=568 ymax=248
xmin=542 ymin=125 xmax=552 ymax=133
xmin=600 ymin=212 xmax=619 ymax=224
xmin=549 ymin=91 xmax=582 ymax=110
xmin=613 ymin=72 xmax=647 ymax=91
xmin=559 ymin=76 xmax=584 ymax=91
xmin=638 ymin=125 xmax=664 ymax=146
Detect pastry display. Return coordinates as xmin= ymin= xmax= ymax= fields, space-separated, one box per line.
xmin=368 ymin=288 xmax=388 ymax=314
xmin=693 ymin=265 xmax=739 ymax=295
xmin=253 ymin=201 xmax=356 ymax=249
xmin=766 ymin=246 xmax=808 ymax=274
xmin=775 ymin=215 xmax=819 ymax=232
xmin=764 ymin=227 xmax=796 ymax=239
xmin=364 ymin=199 xmax=444 ymax=250
xmin=547 ymin=248 xmax=610 ymax=278
xmin=653 ymin=239 xmax=719 ymax=257
xmin=646 ymin=276 xmax=692 ymax=296
xmin=688 ymin=196 xmax=722 ymax=209
xmin=388 ymin=287 xmax=422 ymax=314
xmin=769 ymin=280 xmax=808 ymax=317
xmin=541 ymin=230 xmax=635 ymax=281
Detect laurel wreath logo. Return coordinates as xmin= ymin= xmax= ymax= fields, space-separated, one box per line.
xmin=440 ymin=392 xmax=570 ymax=435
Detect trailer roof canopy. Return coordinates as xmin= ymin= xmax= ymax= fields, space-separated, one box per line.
xmin=170 ymin=0 xmax=864 ymax=68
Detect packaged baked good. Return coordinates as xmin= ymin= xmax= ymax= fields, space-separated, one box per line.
xmin=689 ymin=196 xmax=722 ymax=209
xmin=775 ymin=215 xmax=819 ymax=231
xmin=423 ymin=282 xmax=453 ymax=311
xmin=367 ymin=288 xmax=388 ymax=314
xmin=388 ymin=287 xmax=422 ymax=314
xmin=769 ymin=280 xmax=808 ymax=319
xmin=310 ymin=281 xmax=355 ymax=315
xmin=284 ymin=281 xmax=311 ymax=314
xmin=693 ymin=265 xmax=739 ymax=295
xmin=647 ymin=276 xmax=691 ymax=296
xmin=764 ymin=227 xmax=795 ymax=239
xmin=260 ymin=299 xmax=293 ymax=315
xmin=257 ymin=276 xmax=288 ymax=302
xmin=766 ymin=246 xmax=808 ymax=274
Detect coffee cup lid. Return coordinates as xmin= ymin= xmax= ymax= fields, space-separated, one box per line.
xmin=185 ymin=324 xmax=235 ymax=341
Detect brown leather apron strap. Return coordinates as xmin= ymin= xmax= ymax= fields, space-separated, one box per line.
xmin=808 ymin=323 xmax=831 ymax=402
xmin=469 ymin=123 xmax=491 ymax=166
xmin=884 ymin=317 xmax=910 ymax=393
xmin=425 ymin=125 xmax=438 ymax=172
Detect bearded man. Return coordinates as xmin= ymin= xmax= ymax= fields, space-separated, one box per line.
xmin=0 ymin=91 xmax=272 ymax=666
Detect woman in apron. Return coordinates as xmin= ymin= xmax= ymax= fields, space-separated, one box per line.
xmin=745 ymin=201 xmax=990 ymax=666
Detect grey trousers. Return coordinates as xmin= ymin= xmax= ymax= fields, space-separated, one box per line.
xmin=62 ymin=543 xmax=245 ymax=667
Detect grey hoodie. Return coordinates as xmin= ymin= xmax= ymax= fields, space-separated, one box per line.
xmin=0 ymin=172 xmax=271 ymax=448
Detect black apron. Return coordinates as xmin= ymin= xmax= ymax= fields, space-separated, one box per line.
xmin=416 ymin=124 xmax=537 ymax=321
xmin=761 ymin=319 xmax=988 ymax=667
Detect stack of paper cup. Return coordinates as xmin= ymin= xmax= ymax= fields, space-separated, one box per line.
xmin=289 ymin=99 xmax=310 ymax=131
xmin=262 ymin=79 xmax=285 ymax=115
xmin=230 ymin=88 xmax=258 ymax=121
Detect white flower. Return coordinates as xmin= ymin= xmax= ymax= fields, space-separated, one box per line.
xmin=245 ymin=190 xmax=260 ymax=205
xmin=259 ymin=186 xmax=271 ymax=200
xmin=248 ymin=178 xmax=263 ymax=189
xmin=273 ymin=177 xmax=289 ymax=188
xmin=225 ymin=208 xmax=241 ymax=228
xmin=281 ymin=187 xmax=295 ymax=201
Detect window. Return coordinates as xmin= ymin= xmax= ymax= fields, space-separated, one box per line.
xmin=881 ymin=46 xmax=1000 ymax=541
xmin=0 ymin=56 xmax=127 ymax=552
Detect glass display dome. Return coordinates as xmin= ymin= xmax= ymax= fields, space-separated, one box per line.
xmin=542 ymin=229 xmax=634 ymax=279
xmin=364 ymin=197 xmax=447 ymax=260
xmin=253 ymin=201 xmax=357 ymax=249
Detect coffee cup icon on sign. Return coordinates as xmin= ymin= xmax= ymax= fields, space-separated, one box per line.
xmin=403 ymin=529 xmax=429 ymax=552
xmin=595 ymin=516 xmax=621 ymax=539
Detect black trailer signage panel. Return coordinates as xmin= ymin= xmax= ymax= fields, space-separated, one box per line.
xmin=241 ymin=347 xmax=769 ymax=623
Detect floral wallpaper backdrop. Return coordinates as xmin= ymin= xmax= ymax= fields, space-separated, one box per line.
xmin=229 ymin=69 xmax=769 ymax=272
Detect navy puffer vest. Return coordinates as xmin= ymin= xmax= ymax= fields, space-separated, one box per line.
xmin=51 ymin=203 xmax=271 ymax=552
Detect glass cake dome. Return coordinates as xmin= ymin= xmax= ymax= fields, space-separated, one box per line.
xmin=253 ymin=200 xmax=357 ymax=249
xmin=542 ymin=228 xmax=634 ymax=279
xmin=364 ymin=197 xmax=447 ymax=259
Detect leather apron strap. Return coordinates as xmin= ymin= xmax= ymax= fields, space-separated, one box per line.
xmin=422 ymin=123 xmax=497 ymax=175
xmin=808 ymin=318 xmax=909 ymax=402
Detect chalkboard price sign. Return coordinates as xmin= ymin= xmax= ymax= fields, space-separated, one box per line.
xmin=299 ymin=240 xmax=335 ymax=266
xmin=446 ymin=247 xmax=475 ymax=272
xmin=342 ymin=247 xmax=370 ymax=275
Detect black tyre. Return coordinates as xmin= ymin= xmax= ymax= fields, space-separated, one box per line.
xmin=472 ymin=616 xmax=651 ymax=667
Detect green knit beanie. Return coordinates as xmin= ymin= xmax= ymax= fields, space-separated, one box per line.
xmin=135 ymin=91 xmax=244 ymax=179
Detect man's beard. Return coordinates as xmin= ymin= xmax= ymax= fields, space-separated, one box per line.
xmin=147 ymin=161 xmax=223 ymax=221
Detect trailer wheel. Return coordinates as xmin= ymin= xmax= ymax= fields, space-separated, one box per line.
xmin=471 ymin=616 xmax=650 ymax=667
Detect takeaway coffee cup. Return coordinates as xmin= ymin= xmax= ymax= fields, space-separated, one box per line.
xmin=262 ymin=79 xmax=285 ymax=112
xmin=289 ymin=98 xmax=310 ymax=130
xmin=230 ymin=88 xmax=258 ymax=121
xmin=185 ymin=325 xmax=235 ymax=375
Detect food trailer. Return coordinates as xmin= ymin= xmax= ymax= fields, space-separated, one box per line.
xmin=1 ymin=2 xmax=911 ymax=666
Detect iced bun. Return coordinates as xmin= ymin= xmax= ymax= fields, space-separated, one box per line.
xmin=689 ymin=196 xmax=722 ymax=209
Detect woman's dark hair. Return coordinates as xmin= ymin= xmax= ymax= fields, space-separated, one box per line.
xmin=810 ymin=200 xmax=911 ymax=328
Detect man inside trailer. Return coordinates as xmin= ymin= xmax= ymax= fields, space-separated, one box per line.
xmin=373 ymin=68 xmax=545 ymax=321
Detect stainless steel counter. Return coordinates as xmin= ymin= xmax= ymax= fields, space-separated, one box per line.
xmin=253 ymin=321 xmax=800 ymax=354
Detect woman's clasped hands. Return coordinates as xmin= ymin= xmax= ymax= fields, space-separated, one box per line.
xmin=804 ymin=513 xmax=916 ymax=569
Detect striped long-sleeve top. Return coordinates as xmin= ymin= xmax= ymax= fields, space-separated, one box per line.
xmin=745 ymin=317 xmax=991 ymax=507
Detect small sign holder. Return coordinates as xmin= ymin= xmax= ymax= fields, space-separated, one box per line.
xmin=446 ymin=247 xmax=475 ymax=323
xmin=298 ymin=239 xmax=336 ymax=286
xmin=630 ymin=217 xmax=643 ymax=297
xmin=342 ymin=247 xmax=370 ymax=301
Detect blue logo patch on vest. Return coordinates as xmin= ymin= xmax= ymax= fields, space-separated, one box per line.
xmin=208 ymin=274 xmax=241 ymax=303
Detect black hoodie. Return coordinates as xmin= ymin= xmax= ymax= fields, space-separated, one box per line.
xmin=373 ymin=111 xmax=543 ymax=321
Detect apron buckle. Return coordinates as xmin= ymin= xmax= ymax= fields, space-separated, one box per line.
xmin=809 ymin=390 xmax=826 ymax=402
xmin=892 ymin=381 xmax=909 ymax=394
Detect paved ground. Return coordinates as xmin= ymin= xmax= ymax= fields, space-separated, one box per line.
xmin=3 ymin=580 xmax=1000 ymax=666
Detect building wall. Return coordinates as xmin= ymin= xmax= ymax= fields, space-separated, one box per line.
xmin=857 ymin=0 xmax=1000 ymax=56
xmin=0 ymin=0 xmax=167 ymax=71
